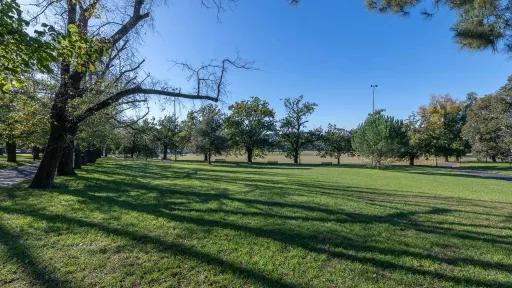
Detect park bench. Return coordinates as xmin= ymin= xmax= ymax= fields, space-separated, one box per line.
xmin=267 ymin=161 xmax=279 ymax=164
xmin=321 ymin=162 xmax=333 ymax=165
xmin=214 ymin=159 xmax=226 ymax=162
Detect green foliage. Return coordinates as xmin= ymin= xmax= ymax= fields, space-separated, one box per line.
xmin=225 ymin=97 xmax=276 ymax=161
xmin=56 ymin=24 xmax=107 ymax=73
xmin=365 ymin=0 xmax=512 ymax=53
xmin=119 ymin=120 xmax=159 ymax=159
xmin=0 ymin=79 xmax=51 ymax=147
xmin=153 ymin=115 xmax=184 ymax=159
xmin=318 ymin=123 xmax=352 ymax=164
xmin=352 ymin=112 xmax=408 ymax=167
xmin=191 ymin=104 xmax=228 ymax=162
xmin=415 ymin=95 xmax=470 ymax=160
xmin=0 ymin=0 xmax=56 ymax=92
xmin=279 ymin=96 xmax=317 ymax=163
xmin=463 ymin=93 xmax=512 ymax=161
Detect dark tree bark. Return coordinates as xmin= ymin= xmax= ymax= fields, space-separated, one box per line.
xmin=29 ymin=0 xmax=77 ymax=189
xmin=162 ymin=145 xmax=168 ymax=160
xmin=30 ymin=117 xmax=67 ymax=188
xmin=208 ymin=151 xmax=212 ymax=165
xmin=6 ymin=141 xmax=16 ymax=163
xmin=32 ymin=146 xmax=41 ymax=160
xmin=58 ymin=140 xmax=76 ymax=176
xmin=409 ymin=155 xmax=415 ymax=166
xmin=246 ymin=147 xmax=253 ymax=163
xmin=204 ymin=153 xmax=208 ymax=162
xmin=491 ymin=155 xmax=497 ymax=163
xmin=293 ymin=149 xmax=299 ymax=165
xmin=444 ymin=155 xmax=449 ymax=162
xmin=0 ymin=147 xmax=3 ymax=155
xmin=74 ymin=143 xmax=82 ymax=169
xmin=337 ymin=156 xmax=341 ymax=166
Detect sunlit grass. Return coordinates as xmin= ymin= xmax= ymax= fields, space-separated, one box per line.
xmin=1 ymin=159 xmax=511 ymax=287
xmin=0 ymin=154 xmax=36 ymax=169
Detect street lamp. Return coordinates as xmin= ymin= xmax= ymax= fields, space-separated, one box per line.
xmin=371 ymin=84 xmax=378 ymax=113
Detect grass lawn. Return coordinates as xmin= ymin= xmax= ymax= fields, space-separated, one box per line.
xmin=0 ymin=154 xmax=36 ymax=169
xmin=1 ymin=159 xmax=512 ymax=287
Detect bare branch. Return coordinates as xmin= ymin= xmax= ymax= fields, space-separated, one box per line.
xmin=74 ymin=85 xmax=219 ymax=124
xmin=108 ymin=0 xmax=150 ymax=47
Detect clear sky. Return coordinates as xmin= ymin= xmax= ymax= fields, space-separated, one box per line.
xmin=139 ymin=0 xmax=510 ymax=129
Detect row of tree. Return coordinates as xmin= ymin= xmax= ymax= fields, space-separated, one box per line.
xmin=353 ymin=79 xmax=512 ymax=166
xmin=3 ymin=76 xmax=512 ymax=170
xmin=68 ymin=77 xmax=512 ymax=168
xmin=77 ymin=96 xmax=350 ymax=165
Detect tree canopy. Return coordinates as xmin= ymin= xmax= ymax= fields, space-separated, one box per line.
xmin=225 ymin=97 xmax=276 ymax=163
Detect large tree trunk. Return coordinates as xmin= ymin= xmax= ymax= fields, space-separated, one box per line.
xmin=246 ymin=147 xmax=253 ymax=163
xmin=293 ymin=150 xmax=299 ymax=165
xmin=409 ymin=155 xmax=415 ymax=166
xmin=30 ymin=120 xmax=67 ymax=188
xmin=444 ymin=155 xmax=449 ymax=162
xmin=491 ymin=155 xmax=497 ymax=163
xmin=204 ymin=153 xmax=208 ymax=162
xmin=6 ymin=141 xmax=16 ymax=163
xmin=337 ymin=156 xmax=341 ymax=166
xmin=208 ymin=151 xmax=212 ymax=165
xmin=57 ymin=139 xmax=76 ymax=176
xmin=162 ymin=145 xmax=168 ymax=160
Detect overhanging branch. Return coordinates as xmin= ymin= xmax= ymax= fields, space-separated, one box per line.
xmin=74 ymin=85 xmax=218 ymax=124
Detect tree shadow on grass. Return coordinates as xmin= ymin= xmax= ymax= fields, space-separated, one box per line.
xmin=0 ymin=223 xmax=67 ymax=287
xmin=48 ymin=172 xmax=512 ymax=286
xmin=0 ymin=206 xmax=299 ymax=288
xmin=5 ymin=160 xmax=512 ymax=287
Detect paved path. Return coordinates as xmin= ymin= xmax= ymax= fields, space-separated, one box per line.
xmin=453 ymin=169 xmax=512 ymax=181
xmin=0 ymin=165 xmax=38 ymax=187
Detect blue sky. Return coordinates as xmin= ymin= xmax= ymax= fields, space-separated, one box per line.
xmin=139 ymin=0 xmax=510 ymax=129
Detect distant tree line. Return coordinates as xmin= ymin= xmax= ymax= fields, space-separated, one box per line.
xmin=3 ymin=76 xmax=512 ymax=169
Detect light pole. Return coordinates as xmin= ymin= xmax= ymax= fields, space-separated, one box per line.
xmin=371 ymin=84 xmax=378 ymax=113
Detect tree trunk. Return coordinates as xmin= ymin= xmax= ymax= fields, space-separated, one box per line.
xmin=444 ymin=155 xmax=449 ymax=162
xmin=6 ymin=141 xmax=16 ymax=163
xmin=337 ymin=157 xmax=341 ymax=166
xmin=0 ymin=146 xmax=3 ymax=155
xmin=491 ymin=155 xmax=497 ymax=163
xmin=208 ymin=151 xmax=212 ymax=165
xmin=162 ymin=145 xmax=168 ymax=160
xmin=30 ymin=122 xmax=67 ymax=188
xmin=58 ymin=140 xmax=76 ymax=176
xmin=246 ymin=147 xmax=253 ymax=163
xmin=32 ymin=146 xmax=41 ymax=160
xmin=204 ymin=153 xmax=208 ymax=162
xmin=409 ymin=155 xmax=415 ymax=166
xmin=74 ymin=143 xmax=82 ymax=169
xmin=293 ymin=149 xmax=299 ymax=165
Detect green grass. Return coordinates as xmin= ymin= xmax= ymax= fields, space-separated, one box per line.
xmin=0 ymin=154 xmax=36 ymax=169
xmin=1 ymin=159 xmax=512 ymax=287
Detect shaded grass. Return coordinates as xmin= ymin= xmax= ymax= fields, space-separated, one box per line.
xmin=0 ymin=154 xmax=36 ymax=169
xmin=1 ymin=159 xmax=512 ymax=287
